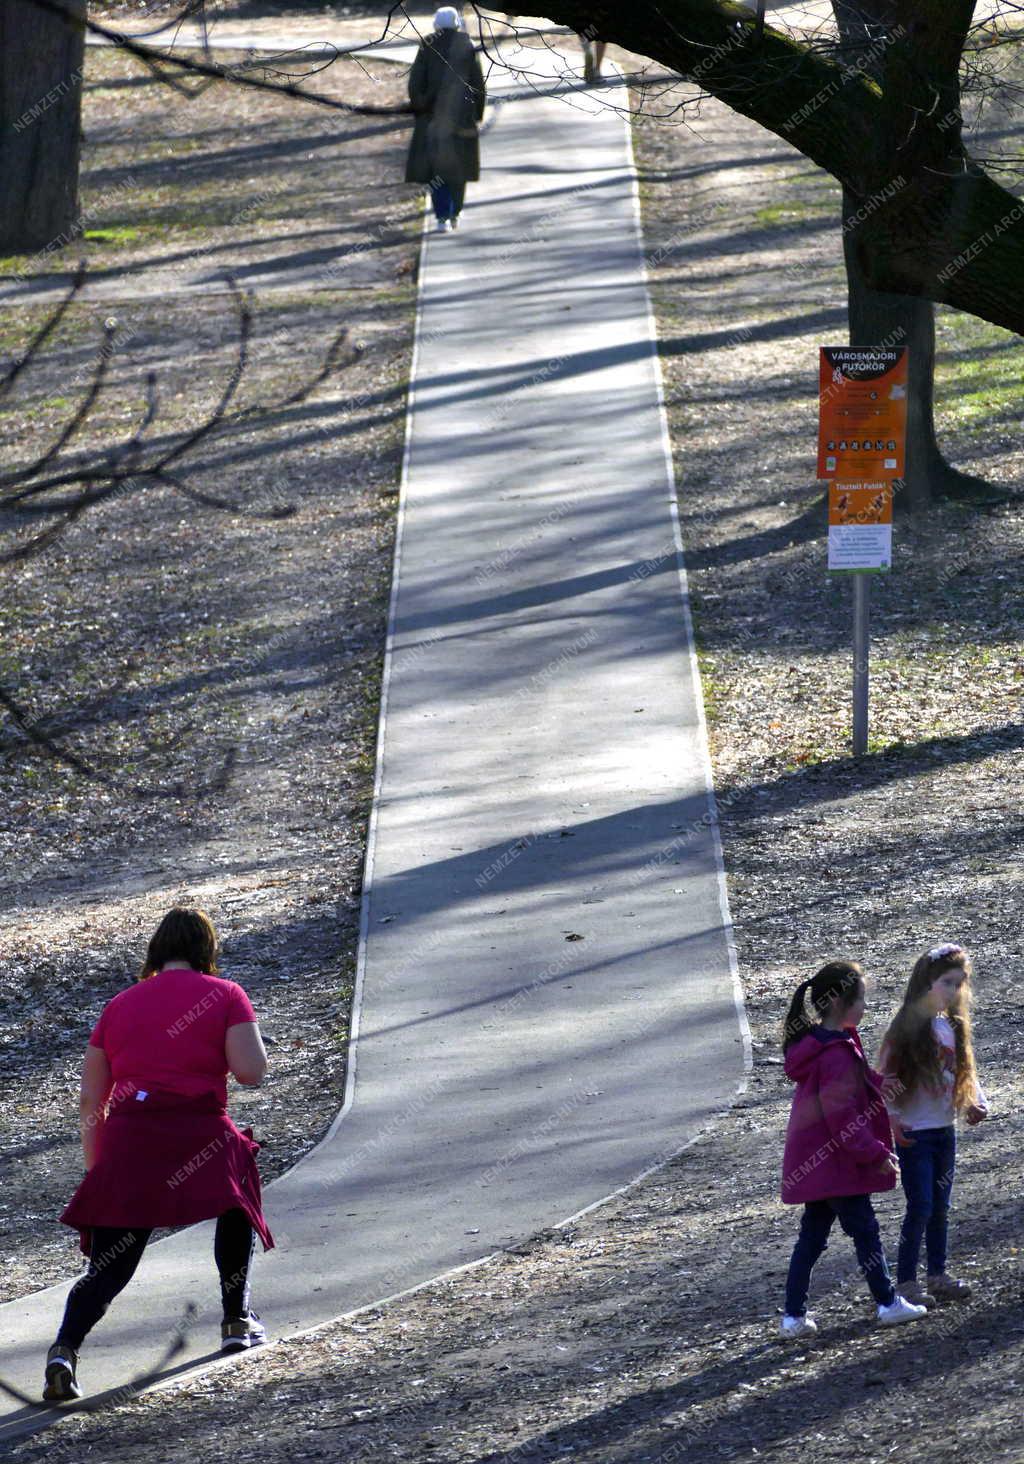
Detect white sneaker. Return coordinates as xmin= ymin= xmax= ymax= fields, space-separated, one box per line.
xmin=434 ymin=218 xmax=451 ymax=233
xmin=780 ymin=1313 xmax=818 ymax=1339
xmin=877 ymin=1295 xmax=927 ymax=1326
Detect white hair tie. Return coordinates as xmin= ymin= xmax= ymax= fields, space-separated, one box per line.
xmin=928 ymin=942 xmax=963 ymax=961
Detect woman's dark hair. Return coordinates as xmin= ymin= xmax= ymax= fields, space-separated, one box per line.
xmin=139 ymin=907 xmax=219 ymax=981
xmin=782 ymin=960 xmax=865 ymax=1051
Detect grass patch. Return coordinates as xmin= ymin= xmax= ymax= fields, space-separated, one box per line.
xmin=83 ymin=226 xmax=143 ymax=245
xmin=935 ymin=309 xmax=1024 ymax=436
xmin=752 ymin=200 xmax=829 ymax=227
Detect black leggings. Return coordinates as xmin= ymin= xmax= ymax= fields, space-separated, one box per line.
xmin=57 ymin=1208 xmax=256 ymax=1350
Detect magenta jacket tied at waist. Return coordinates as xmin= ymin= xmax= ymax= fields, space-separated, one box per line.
xmin=60 ymin=1087 xmax=274 ymax=1254
xmin=780 ymin=1027 xmax=896 ymax=1205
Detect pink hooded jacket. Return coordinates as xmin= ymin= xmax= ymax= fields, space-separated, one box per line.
xmin=780 ymin=1027 xmax=896 ymax=1205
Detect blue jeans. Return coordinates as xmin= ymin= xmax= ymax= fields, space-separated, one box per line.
xmin=896 ymin=1124 xmax=956 ymax=1282
xmin=430 ymin=180 xmax=465 ymax=220
xmin=785 ymin=1195 xmax=896 ymax=1316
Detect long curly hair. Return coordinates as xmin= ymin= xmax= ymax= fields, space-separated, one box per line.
xmin=882 ymin=946 xmax=977 ymax=1111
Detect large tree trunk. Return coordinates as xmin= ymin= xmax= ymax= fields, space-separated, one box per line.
xmin=0 ymin=0 xmax=86 ymax=254
xmin=834 ymin=1 xmax=999 ymax=510
xmin=841 ymin=193 xmax=999 ymax=511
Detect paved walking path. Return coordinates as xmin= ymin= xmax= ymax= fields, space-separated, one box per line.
xmin=0 ymin=38 xmax=748 ymax=1444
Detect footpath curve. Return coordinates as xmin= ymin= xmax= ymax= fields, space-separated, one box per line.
xmin=0 ymin=39 xmax=748 ymax=1443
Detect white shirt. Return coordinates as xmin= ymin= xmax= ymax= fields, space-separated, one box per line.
xmin=883 ymin=1015 xmax=987 ymax=1130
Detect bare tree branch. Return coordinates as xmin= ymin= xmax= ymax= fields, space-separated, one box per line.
xmin=26 ymin=0 xmax=413 ymax=117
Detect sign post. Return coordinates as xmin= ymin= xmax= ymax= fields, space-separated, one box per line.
xmin=852 ymin=575 xmax=870 ymax=754
xmin=817 ymin=347 xmax=908 ymax=756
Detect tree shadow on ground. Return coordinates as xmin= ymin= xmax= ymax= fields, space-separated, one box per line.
xmin=463 ymin=1295 xmax=1024 ymax=1463
xmin=720 ymin=721 xmax=1024 ymax=821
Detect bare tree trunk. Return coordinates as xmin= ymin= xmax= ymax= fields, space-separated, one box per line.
xmin=834 ymin=0 xmax=998 ymax=510
xmin=0 ymin=0 xmax=86 ymax=254
xmin=841 ymin=198 xmax=996 ymax=510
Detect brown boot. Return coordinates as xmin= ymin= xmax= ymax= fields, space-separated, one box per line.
xmin=897 ymin=1280 xmax=936 ymax=1308
xmin=42 ymin=1343 xmax=82 ymax=1403
xmin=927 ymin=1273 xmax=972 ymax=1302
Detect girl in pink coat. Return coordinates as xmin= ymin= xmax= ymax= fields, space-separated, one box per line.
xmin=779 ymin=960 xmax=927 ymax=1338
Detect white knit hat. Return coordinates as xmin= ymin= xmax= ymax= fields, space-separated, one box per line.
xmin=433 ymin=6 xmax=461 ymax=28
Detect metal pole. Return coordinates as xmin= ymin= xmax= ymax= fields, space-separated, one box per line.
xmin=852 ymin=573 xmax=870 ymax=755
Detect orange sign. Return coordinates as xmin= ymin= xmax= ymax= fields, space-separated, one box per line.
xmin=828 ymin=483 xmax=894 ymax=572
xmin=829 ymin=484 xmax=894 ymax=527
xmin=818 ymin=348 xmax=908 ymax=480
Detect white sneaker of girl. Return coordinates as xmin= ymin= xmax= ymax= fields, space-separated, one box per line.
xmin=877 ymin=1295 xmax=928 ymax=1326
xmin=780 ymin=1313 xmax=818 ymax=1338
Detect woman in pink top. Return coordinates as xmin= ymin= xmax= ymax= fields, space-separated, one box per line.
xmin=42 ymin=908 xmax=273 ymax=1403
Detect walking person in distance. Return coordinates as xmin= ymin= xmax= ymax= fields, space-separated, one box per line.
xmin=406 ymin=7 xmax=486 ymax=233
xmin=42 ymin=907 xmax=273 ymax=1402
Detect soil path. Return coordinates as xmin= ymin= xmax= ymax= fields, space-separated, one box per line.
xmin=0 ymin=38 xmax=745 ymax=1440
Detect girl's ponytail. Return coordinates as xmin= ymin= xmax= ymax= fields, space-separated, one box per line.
xmin=782 ymin=979 xmax=814 ymax=1052
xmin=782 ymin=961 xmax=865 ymax=1052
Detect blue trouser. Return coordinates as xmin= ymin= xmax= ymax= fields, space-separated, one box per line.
xmin=429 ymin=180 xmax=465 ymax=220
xmin=785 ymin=1194 xmax=896 ymax=1316
xmin=895 ymin=1124 xmax=956 ymax=1282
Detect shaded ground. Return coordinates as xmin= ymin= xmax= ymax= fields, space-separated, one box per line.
xmin=4 ymin=24 xmax=1024 ymax=1464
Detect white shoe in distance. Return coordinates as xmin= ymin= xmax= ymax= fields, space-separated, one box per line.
xmin=780 ymin=1313 xmax=818 ymax=1339
xmin=877 ymin=1294 xmax=927 ymax=1326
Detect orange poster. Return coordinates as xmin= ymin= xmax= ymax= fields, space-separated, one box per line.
xmin=818 ymin=347 xmax=908 ymax=480
xmin=828 ymin=483 xmax=894 ymax=572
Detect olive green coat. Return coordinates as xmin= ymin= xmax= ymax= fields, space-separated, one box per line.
xmin=405 ymin=30 xmax=486 ymax=186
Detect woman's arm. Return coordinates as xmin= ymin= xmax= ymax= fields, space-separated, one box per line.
xmin=80 ymin=1045 xmax=113 ymax=1170
xmin=471 ymin=50 xmax=486 ymax=120
xmin=408 ymin=47 xmax=433 ymax=113
xmin=225 ymin=1021 xmax=269 ymax=1087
